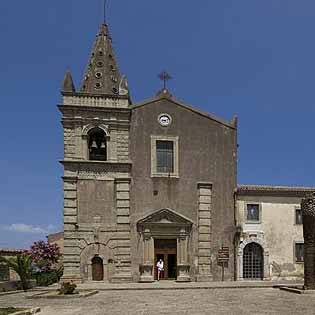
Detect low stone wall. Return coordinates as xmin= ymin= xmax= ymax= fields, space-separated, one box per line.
xmin=0 ymin=280 xmax=36 ymax=292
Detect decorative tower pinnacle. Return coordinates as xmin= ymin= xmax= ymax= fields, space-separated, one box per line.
xmin=80 ymin=23 xmax=127 ymax=96
xmin=62 ymin=71 xmax=76 ymax=94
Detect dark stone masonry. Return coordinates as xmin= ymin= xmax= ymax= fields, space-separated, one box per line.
xmin=301 ymin=192 xmax=315 ymax=290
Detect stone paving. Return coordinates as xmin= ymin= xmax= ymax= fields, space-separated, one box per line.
xmin=75 ymin=280 xmax=303 ymax=291
xmin=1 ymin=287 xmax=315 ymax=315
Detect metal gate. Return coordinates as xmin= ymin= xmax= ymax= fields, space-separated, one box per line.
xmin=243 ymin=243 xmax=263 ymax=280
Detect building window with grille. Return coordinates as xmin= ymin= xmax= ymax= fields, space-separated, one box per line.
xmin=295 ymin=242 xmax=304 ymax=263
xmin=295 ymin=208 xmax=303 ymax=225
xmin=151 ymin=136 xmax=179 ymax=177
xmin=88 ymin=128 xmax=107 ymax=161
xmin=156 ymin=141 xmax=174 ymax=173
xmin=246 ymin=203 xmax=261 ymax=223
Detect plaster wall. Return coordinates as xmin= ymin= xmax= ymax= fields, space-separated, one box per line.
xmin=237 ymin=195 xmax=304 ymax=279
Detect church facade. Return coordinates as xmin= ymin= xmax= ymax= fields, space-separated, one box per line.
xmin=59 ymin=23 xmax=237 ymax=283
xmin=59 ymin=23 xmax=313 ymax=283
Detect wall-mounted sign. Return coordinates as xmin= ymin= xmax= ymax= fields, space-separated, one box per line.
xmin=218 ymin=247 xmax=229 ymax=263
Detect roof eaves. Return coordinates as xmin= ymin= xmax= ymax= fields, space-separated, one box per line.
xmin=237 ymin=184 xmax=315 ymax=196
xmin=0 ymin=248 xmax=25 ymax=254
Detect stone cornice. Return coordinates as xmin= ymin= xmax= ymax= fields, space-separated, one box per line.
xmin=61 ymin=117 xmax=130 ymax=129
xmin=60 ymin=160 xmax=132 ymax=179
xmin=60 ymin=94 xmax=130 ymax=109
xmin=60 ymin=159 xmax=132 ymax=166
xmin=58 ymin=104 xmax=131 ymax=114
xmin=238 ymin=185 xmax=315 ymax=197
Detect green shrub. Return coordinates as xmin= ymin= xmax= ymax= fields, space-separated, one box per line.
xmin=33 ymin=268 xmax=63 ymax=286
xmin=0 ymin=308 xmax=25 ymax=315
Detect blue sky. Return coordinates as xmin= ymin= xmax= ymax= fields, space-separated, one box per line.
xmin=0 ymin=0 xmax=314 ymax=248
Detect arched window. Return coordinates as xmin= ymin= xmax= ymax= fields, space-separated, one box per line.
xmin=88 ymin=128 xmax=107 ymax=161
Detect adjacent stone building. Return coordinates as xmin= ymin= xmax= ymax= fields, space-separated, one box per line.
xmin=236 ymin=185 xmax=314 ymax=281
xmin=47 ymin=232 xmax=64 ymax=254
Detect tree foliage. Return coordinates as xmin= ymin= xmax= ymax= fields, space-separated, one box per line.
xmin=0 ymin=254 xmax=32 ymax=291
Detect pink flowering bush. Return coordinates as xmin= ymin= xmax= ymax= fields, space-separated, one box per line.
xmin=30 ymin=240 xmax=60 ymax=273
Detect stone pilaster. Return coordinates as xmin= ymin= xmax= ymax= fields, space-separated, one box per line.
xmin=177 ymin=228 xmax=191 ymax=282
xmin=139 ymin=229 xmax=154 ymax=282
xmin=108 ymin=128 xmax=118 ymax=161
xmin=111 ymin=178 xmax=132 ymax=283
xmin=61 ymin=177 xmax=82 ymax=283
xmin=196 ymin=183 xmax=213 ymax=282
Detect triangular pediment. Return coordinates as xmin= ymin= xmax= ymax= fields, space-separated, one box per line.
xmin=137 ymin=208 xmax=193 ymax=226
xmin=131 ymin=94 xmax=236 ymax=129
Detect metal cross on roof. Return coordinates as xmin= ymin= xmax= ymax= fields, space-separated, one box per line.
xmin=158 ymin=71 xmax=172 ymax=90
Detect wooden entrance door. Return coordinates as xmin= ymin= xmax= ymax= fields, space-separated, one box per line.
xmin=154 ymin=239 xmax=177 ymax=280
xmin=92 ymin=256 xmax=104 ymax=281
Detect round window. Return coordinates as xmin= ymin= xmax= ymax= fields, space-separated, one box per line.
xmin=158 ymin=114 xmax=172 ymax=127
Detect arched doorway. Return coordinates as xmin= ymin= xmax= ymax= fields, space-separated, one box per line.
xmin=243 ymin=243 xmax=263 ymax=280
xmin=92 ymin=256 xmax=104 ymax=281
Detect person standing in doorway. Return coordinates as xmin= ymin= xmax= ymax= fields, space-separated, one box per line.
xmin=156 ymin=258 xmax=164 ymax=281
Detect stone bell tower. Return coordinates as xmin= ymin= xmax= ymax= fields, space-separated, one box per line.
xmin=59 ymin=23 xmax=132 ymax=283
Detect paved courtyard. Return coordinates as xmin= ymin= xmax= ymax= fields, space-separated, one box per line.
xmin=1 ymin=288 xmax=315 ymax=315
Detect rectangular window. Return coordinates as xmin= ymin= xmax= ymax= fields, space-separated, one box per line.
xmin=156 ymin=141 xmax=174 ymax=173
xmin=246 ymin=204 xmax=260 ymax=222
xmin=295 ymin=208 xmax=303 ymax=225
xmin=151 ymin=136 xmax=179 ymax=177
xmin=295 ymin=243 xmax=304 ymax=263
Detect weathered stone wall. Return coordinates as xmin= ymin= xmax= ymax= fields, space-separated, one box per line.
xmin=63 ymin=125 xmax=76 ymax=159
xmin=77 ymin=180 xmax=116 ymax=225
xmin=116 ymin=130 xmax=129 ymax=161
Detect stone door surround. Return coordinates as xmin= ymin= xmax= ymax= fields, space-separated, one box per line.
xmin=237 ymin=233 xmax=270 ymax=280
xmin=137 ymin=208 xmax=193 ymax=282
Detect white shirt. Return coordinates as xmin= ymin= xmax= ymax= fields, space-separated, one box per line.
xmin=156 ymin=261 xmax=164 ymax=270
